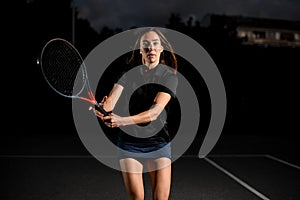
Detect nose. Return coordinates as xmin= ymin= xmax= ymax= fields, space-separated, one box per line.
xmin=146 ymin=44 xmax=156 ymax=52
xmin=143 ymin=45 xmax=152 ymax=53
xmin=144 ymin=47 xmax=150 ymax=52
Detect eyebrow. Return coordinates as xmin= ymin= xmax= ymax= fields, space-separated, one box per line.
xmin=142 ymin=39 xmax=160 ymax=42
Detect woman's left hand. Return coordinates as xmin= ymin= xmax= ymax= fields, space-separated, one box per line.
xmin=103 ymin=113 xmax=129 ymax=128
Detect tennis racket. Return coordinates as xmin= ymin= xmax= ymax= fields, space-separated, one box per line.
xmin=39 ymin=38 xmax=110 ymax=116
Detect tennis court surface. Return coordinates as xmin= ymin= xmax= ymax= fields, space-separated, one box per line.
xmin=1 ymin=133 xmax=299 ymax=200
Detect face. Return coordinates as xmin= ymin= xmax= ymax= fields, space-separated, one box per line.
xmin=140 ymin=31 xmax=164 ymax=65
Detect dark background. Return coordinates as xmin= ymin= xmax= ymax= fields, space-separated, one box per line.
xmin=4 ymin=0 xmax=300 ymax=161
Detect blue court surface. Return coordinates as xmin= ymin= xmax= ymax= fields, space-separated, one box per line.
xmin=1 ymin=134 xmax=299 ymax=200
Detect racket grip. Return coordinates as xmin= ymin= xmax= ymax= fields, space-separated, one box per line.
xmin=95 ymin=103 xmax=111 ymax=116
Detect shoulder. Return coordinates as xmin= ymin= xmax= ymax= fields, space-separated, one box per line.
xmin=118 ymin=65 xmax=143 ymax=83
xmin=156 ymin=64 xmax=178 ymax=96
xmin=158 ymin=64 xmax=176 ymax=73
xmin=157 ymin=64 xmax=177 ymax=79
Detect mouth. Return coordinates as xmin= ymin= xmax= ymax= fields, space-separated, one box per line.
xmin=147 ymin=53 xmax=156 ymax=58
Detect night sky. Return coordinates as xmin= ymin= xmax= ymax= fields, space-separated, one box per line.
xmin=73 ymin=0 xmax=300 ymax=32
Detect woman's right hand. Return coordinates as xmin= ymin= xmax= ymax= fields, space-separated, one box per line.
xmin=89 ymin=106 xmax=113 ymax=127
xmin=88 ymin=95 xmax=108 ymax=120
xmin=89 ymin=106 xmax=105 ymax=120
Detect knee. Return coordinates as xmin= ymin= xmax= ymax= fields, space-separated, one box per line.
xmin=153 ymin=191 xmax=170 ymax=200
xmin=129 ymin=190 xmax=144 ymax=200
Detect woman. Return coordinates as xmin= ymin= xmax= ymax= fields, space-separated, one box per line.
xmin=93 ymin=27 xmax=178 ymax=200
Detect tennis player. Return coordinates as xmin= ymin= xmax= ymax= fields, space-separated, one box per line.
xmin=93 ymin=27 xmax=178 ymax=200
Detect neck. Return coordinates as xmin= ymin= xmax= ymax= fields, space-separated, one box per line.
xmin=144 ymin=61 xmax=159 ymax=70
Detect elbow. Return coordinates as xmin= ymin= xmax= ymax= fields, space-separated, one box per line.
xmin=149 ymin=105 xmax=163 ymax=121
xmin=150 ymin=113 xmax=158 ymax=121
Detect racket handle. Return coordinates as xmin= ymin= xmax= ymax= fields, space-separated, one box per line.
xmin=95 ymin=103 xmax=111 ymax=116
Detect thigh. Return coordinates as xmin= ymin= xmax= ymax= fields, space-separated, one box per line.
xmin=147 ymin=158 xmax=172 ymax=195
xmin=120 ymin=158 xmax=144 ymax=197
xmin=120 ymin=157 xmax=144 ymax=173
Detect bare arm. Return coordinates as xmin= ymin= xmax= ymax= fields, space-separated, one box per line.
xmin=92 ymin=83 xmax=123 ymax=119
xmin=102 ymin=83 xmax=124 ymax=112
xmin=104 ymin=92 xmax=171 ymax=128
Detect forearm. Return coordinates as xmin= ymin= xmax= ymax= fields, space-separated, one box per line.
xmin=124 ymin=104 xmax=163 ymax=126
xmin=102 ymin=83 xmax=123 ymax=112
xmin=102 ymin=96 xmax=114 ymax=112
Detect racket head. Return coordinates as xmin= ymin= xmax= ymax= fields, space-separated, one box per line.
xmin=40 ymin=38 xmax=86 ymax=98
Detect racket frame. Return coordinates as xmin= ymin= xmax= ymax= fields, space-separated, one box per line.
xmin=40 ymin=38 xmax=110 ymax=116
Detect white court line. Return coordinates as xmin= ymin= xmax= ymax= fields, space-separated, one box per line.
xmin=208 ymin=154 xmax=267 ymax=158
xmin=180 ymin=154 xmax=266 ymax=158
xmin=265 ymin=155 xmax=300 ymax=170
xmin=204 ymin=157 xmax=271 ymax=200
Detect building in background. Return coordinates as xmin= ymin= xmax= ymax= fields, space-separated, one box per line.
xmin=201 ymin=14 xmax=300 ymax=48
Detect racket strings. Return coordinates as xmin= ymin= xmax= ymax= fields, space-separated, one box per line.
xmin=41 ymin=40 xmax=86 ymax=96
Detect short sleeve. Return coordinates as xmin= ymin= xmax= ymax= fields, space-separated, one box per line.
xmin=161 ymin=73 xmax=178 ymax=98
xmin=117 ymin=71 xmax=127 ymax=88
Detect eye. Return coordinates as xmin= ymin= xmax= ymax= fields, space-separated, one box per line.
xmin=142 ymin=42 xmax=149 ymax=48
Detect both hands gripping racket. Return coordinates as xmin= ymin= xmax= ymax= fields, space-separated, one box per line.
xmin=39 ymin=38 xmax=110 ymax=116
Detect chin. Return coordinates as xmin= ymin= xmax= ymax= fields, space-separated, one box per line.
xmin=150 ymin=58 xmax=157 ymax=63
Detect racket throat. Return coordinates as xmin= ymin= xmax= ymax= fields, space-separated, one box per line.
xmin=80 ymin=91 xmax=97 ymax=105
xmin=80 ymin=97 xmax=96 ymax=105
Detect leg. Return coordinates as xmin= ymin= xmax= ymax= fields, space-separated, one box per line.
xmin=120 ymin=158 xmax=144 ymax=200
xmin=147 ymin=158 xmax=172 ymax=200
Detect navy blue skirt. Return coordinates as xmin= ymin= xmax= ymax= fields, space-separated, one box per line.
xmin=117 ymin=139 xmax=171 ymax=160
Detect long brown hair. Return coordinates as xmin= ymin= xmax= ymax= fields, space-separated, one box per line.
xmin=127 ymin=27 xmax=178 ymax=73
